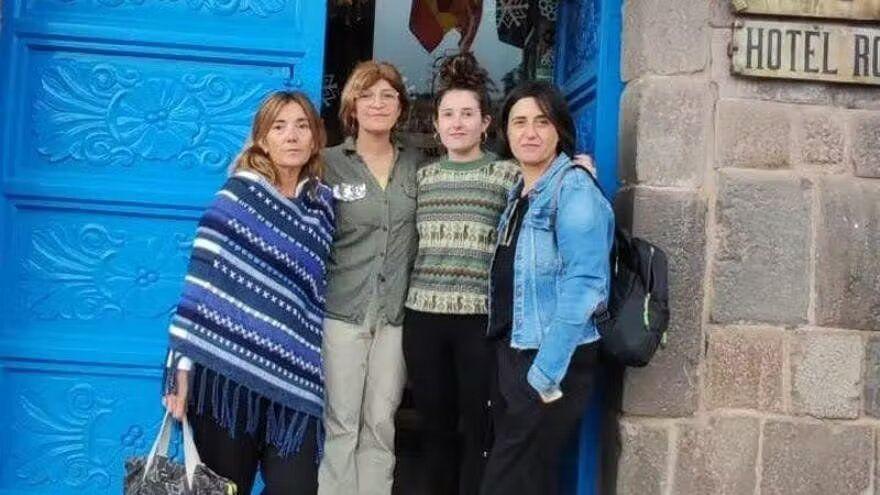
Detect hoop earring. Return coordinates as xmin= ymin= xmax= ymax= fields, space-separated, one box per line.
xmin=481 ymin=131 xmax=488 ymax=144
xmin=433 ymin=131 xmax=440 ymax=143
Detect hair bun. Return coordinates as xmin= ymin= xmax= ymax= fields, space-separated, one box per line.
xmin=436 ymin=52 xmax=490 ymax=93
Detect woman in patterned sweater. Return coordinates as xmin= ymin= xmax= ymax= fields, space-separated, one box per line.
xmin=403 ymin=52 xmax=518 ymax=495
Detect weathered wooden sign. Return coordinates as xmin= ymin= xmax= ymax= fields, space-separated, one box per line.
xmin=731 ymin=19 xmax=880 ymax=86
xmin=732 ymin=0 xmax=880 ymax=21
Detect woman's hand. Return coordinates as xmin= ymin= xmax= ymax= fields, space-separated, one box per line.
xmin=572 ymin=154 xmax=597 ymax=177
xmin=163 ymin=369 xmax=190 ymax=421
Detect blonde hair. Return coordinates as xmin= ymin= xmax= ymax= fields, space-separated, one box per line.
xmin=338 ymin=60 xmax=409 ymax=137
xmin=233 ymin=91 xmax=326 ymax=190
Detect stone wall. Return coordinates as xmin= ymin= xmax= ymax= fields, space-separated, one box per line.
xmin=615 ymin=1 xmax=880 ymax=493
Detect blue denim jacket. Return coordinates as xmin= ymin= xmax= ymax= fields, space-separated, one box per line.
xmin=489 ymin=153 xmax=614 ymax=400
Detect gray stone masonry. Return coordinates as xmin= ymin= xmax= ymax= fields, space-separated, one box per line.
xmin=615 ymin=187 xmax=706 ymax=417
xmin=673 ymin=416 xmax=760 ymax=495
xmin=619 ymin=77 xmax=713 ymax=188
xmin=716 ymin=99 xmax=791 ymax=169
xmin=616 ymin=420 xmax=668 ymax=495
xmin=815 ymin=177 xmax=880 ymax=331
xmin=760 ymin=421 xmax=872 ymax=495
xmin=705 ymin=326 xmax=785 ymax=412
xmin=794 ymin=110 xmax=847 ymax=174
xmin=711 ymin=170 xmax=812 ymax=325
xmin=791 ymin=331 xmax=863 ymax=419
xmin=865 ymin=336 xmax=880 ymax=418
xmin=622 ymin=0 xmax=709 ymax=80
xmin=616 ymin=2 xmax=880 ymax=493
xmin=709 ymin=0 xmax=734 ymax=27
xmin=851 ymin=112 xmax=880 ymax=179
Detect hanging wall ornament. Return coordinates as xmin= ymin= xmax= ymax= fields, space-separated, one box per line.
xmin=496 ymin=0 xmax=531 ymax=47
xmin=538 ymin=0 xmax=557 ymax=21
xmin=410 ymin=0 xmax=484 ymax=53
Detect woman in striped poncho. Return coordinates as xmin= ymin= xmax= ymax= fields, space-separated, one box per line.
xmin=161 ymin=91 xmax=335 ymax=495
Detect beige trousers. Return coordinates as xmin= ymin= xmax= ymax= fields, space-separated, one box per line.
xmin=317 ymin=305 xmax=406 ymax=495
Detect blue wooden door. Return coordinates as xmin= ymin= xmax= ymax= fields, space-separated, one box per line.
xmin=0 ymin=2 xmax=326 ymax=493
xmin=554 ymin=0 xmax=622 ymax=494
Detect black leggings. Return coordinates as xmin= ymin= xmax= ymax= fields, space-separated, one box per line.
xmin=186 ymin=366 xmax=318 ymax=495
xmin=403 ymin=309 xmax=493 ymax=495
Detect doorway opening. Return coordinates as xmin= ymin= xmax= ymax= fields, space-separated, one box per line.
xmin=322 ymin=0 xmax=576 ymax=495
xmin=322 ymin=0 xmax=561 ymax=155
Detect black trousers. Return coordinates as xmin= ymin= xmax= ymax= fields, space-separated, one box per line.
xmin=480 ymin=340 xmax=599 ymax=495
xmin=403 ymin=309 xmax=492 ymax=495
xmin=187 ymin=366 xmax=318 ymax=495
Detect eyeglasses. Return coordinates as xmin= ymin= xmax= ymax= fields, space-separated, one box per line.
xmin=356 ymin=90 xmax=399 ymax=104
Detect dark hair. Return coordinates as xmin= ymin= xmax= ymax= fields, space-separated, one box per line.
xmin=433 ymin=51 xmax=493 ymax=118
xmin=497 ymin=81 xmax=576 ymax=160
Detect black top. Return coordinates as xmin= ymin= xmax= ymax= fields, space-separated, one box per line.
xmin=488 ymin=195 xmax=530 ymax=339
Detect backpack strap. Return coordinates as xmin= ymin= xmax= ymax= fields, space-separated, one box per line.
xmin=548 ymin=164 xmax=603 ymax=226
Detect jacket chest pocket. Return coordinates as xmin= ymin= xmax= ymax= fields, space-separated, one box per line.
xmin=524 ymin=209 xmax=559 ymax=273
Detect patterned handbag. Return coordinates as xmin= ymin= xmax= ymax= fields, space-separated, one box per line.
xmin=124 ymin=412 xmax=237 ymax=495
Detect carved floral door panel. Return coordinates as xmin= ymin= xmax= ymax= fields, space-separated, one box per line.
xmin=0 ymin=2 xmax=326 ymax=493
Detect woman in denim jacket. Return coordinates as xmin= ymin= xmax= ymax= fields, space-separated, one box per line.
xmin=481 ymin=81 xmax=614 ymax=495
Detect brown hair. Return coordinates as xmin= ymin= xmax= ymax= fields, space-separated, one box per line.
xmin=338 ymin=60 xmax=409 ymax=137
xmin=434 ymin=51 xmax=493 ymax=118
xmin=233 ymin=91 xmax=326 ymax=191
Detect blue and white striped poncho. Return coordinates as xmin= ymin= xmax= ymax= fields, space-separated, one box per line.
xmin=164 ymin=170 xmax=335 ymax=457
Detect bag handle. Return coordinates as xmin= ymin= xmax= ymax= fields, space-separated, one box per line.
xmin=143 ymin=411 xmax=174 ymax=479
xmin=548 ymin=163 xmax=604 ymax=248
xmin=548 ymin=163 xmax=604 ymax=224
xmin=142 ymin=411 xmax=203 ymax=490
xmin=181 ymin=414 xmax=202 ymax=487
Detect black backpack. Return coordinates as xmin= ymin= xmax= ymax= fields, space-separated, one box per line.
xmin=552 ymin=166 xmax=670 ymax=367
xmin=595 ymin=228 xmax=670 ymax=367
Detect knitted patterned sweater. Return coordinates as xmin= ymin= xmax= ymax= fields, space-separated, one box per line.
xmin=164 ymin=171 xmax=335 ymax=457
xmin=405 ymin=155 xmax=520 ymax=315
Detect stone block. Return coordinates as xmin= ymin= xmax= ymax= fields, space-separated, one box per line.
xmin=617 ymin=420 xmax=668 ymax=495
xmin=710 ymin=0 xmax=735 ymax=27
xmin=673 ymin=416 xmax=760 ymax=495
xmin=623 ymin=0 xmax=709 ymax=80
xmin=864 ymin=336 xmax=880 ymax=418
xmin=705 ymin=327 xmax=784 ymax=412
xmin=815 ymin=178 xmax=880 ymax=331
xmin=615 ymin=188 xmax=706 ymax=416
xmin=794 ymin=110 xmax=846 ymax=173
xmin=851 ymin=112 xmax=880 ymax=179
xmin=716 ymin=99 xmax=791 ymax=169
xmin=618 ymin=77 xmax=713 ymax=188
xmin=792 ymin=331 xmax=863 ymax=419
xmin=711 ymin=170 xmax=811 ymax=325
xmin=761 ymin=421 xmax=872 ymax=495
